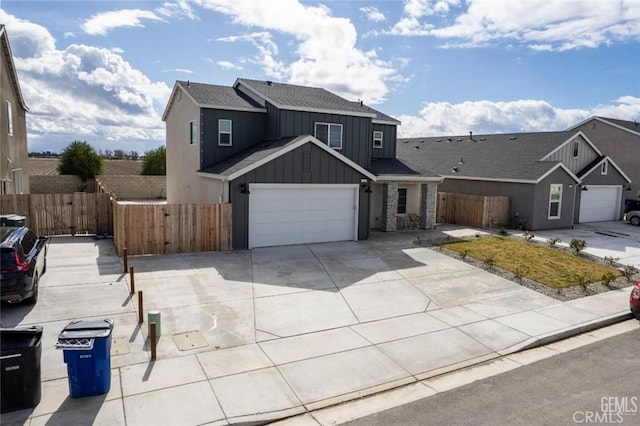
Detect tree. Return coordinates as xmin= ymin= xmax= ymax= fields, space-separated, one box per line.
xmin=128 ymin=150 xmax=139 ymax=161
xmin=57 ymin=140 xmax=103 ymax=181
xmin=141 ymin=146 xmax=166 ymax=175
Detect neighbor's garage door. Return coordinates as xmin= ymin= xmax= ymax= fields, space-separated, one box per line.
xmin=248 ymin=184 xmax=358 ymax=248
xmin=579 ymin=186 xmax=621 ymax=223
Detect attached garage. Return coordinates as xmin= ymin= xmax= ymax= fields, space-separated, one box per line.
xmin=579 ymin=186 xmax=621 ymax=223
xmin=248 ymin=184 xmax=358 ymax=248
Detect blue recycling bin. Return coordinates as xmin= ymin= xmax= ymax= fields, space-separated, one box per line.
xmin=56 ymin=319 xmax=113 ymax=398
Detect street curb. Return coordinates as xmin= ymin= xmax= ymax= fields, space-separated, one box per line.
xmin=515 ymin=311 xmax=633 ymax=352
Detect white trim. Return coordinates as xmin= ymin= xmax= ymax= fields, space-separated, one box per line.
xmin=226 ymin=135 xmax=377 ymax=181
xmin=540 ymin=131 xmax=603 ymax=160
xmin=568 ymin=116 xmax=640 ymax=138
xmin=218 ymin=119 xmax=232 ymax=146
xmin=377 ymin=175 xmax=443 ymax=182
xmin=235 ymin=79 xmax=376 ymax=119
xmin=580 ymin=156 xmax=631 ymax=183
xmin=548 ymin=183 xmax=562 ymax=220
xmin=199 ymin=103 xmax=266 ymax=113
xmin=373 ymin=131 xmax=383 ymax=148
xmin=315 ymin=122 xmax=343 ymax=150
xmin=197 ymin=172 xmax=227 ymax=180
xmin=6 ymin=100 xmax=12 ymax=135
xmin=441 ymin=163 xmax=580 ymax=185
xmin=247 ymin=183 xmax=359 ymax=249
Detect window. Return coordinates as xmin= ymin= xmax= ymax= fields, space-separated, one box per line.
xmin=315 ymin=123 xmax=343 ymax=149
xmin=373 ymin=131 xmax=383 ymax=149
xmin=6 ymin=101 xmax=13 ymax=135
xmin=218 ymin=119 xmax=232 ymax=146
xmin=601 ymin=161 xmax=608 ymax=175
xmin=190 ymin=121 xmax=198 ymax=145
xmin=548 ymin=184 xmax=562 ymax=219
xmin=12 ymin=169 xmax=23 ymax=194
xmin=572 ymin=139 xmax=579 ymax=158
xmin=397 ymin=188 xmax=407 ymax=214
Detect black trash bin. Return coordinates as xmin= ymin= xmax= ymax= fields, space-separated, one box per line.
xmin=0 ymin=325 xmax=43 ymax=414
xmin=55 ymin=319 xmax=113 ymax=398
xmin=624 ymin=199 xmax=640 ymax=213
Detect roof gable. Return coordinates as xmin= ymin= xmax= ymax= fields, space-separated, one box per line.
xmin=199 ymin=135 xmax=376 ymax=181
xmin=578 ymin=155 xmax=631 ymax=183
xmin=568 ymin=116 xmax=640 ymax=138
xmin=0 ymin=25 xmax=28 ymax=112
xmin=539 ymin=131 xmax=602 ymax=160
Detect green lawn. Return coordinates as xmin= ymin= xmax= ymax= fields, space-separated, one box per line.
xmin=443 ymin=236 xmax=622 ymax=288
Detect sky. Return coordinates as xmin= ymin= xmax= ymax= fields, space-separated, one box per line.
xmin=1 ymin=0 xmax=639 ymax=154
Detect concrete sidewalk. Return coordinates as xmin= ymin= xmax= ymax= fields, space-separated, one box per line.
xmin=0 ymin=227 xmax=635 ymax=425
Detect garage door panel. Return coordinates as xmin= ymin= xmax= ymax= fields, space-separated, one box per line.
xmin=249 ymin=185 xmax=358 ymax=248
xmin=579 ymin=186 xmax=620 ymax=223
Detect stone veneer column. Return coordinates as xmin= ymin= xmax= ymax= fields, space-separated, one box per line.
xmin=420 ymin=182 xmax=438 ymax=229
xmin=381 ymin=182 xmax=398 ymax=232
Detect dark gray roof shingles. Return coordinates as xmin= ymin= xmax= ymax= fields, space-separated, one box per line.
xmin=596 ymin=116 xmax=640 ymax=134
xmin=397 ymin=131 xmax=574 ymax=181
xmin=178 ymin=81 xmax=264 ymax=110
xmin=369 ymin=158 xmax=439 ymax=178
xmin=237 ymin=78 xmax=376 ymax=115
xmin=200 ymin=136 xmax=304 ymax=176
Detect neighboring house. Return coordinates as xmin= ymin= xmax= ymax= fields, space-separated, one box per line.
xmin=569 ymin=116 xmax=640 ymax=209
xmin=0 ymin=25 xmax=29 ymax=194
xmin=163 ymin=78 xmax=441 ymax=249
xmin=396 ymin=131 xmax=630 ymax=230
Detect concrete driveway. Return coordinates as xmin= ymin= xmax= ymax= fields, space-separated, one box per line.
xmin=0 ymin=226 xmax=633 ymax=425
xmin=529 ymin=221 xmax=640 ymax=268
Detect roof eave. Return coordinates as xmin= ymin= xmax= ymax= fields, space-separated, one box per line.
xmin=1 ymin=28 xmax=29 ymax=112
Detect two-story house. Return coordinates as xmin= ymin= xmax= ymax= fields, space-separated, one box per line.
xmin=569 ymin=116 xmax=640 ymax=210
xmin=396 ymin=131 xmax=631 ymax=230
xmin=163 ymin=78 xmax=441 ymax=249
xmin=0 ymin=25 xmax=29 ymax=194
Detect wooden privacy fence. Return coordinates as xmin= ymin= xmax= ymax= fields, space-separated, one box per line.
xmin=437 ymin=192 xmax=510 ymax=229
xmin=113 ymin=202 xmax=232 ymax=255
xmin=0 ymin=193 xmax=113 ymax=236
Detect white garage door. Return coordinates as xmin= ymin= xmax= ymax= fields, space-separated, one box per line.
xmin=248 ymin=184 xmax=359 ymax=248
xmin=579 ymin=186 xmax=621 ymax=223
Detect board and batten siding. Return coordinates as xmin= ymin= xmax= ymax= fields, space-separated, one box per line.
xmin=200 ymin=108 xmax=266 ymax=169
xmin=544 ymin=135 xmax=599 ymax=174
xmin=265 ymin=103 xmax=372 ymax=169
xmin=229 ymin=143 xmax=370 ymax=249
xmin=371 ymin=123 xmax=397 ymax=159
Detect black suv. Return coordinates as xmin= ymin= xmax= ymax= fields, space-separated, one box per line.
xmin=1 ymin=227 xmax=48 ymax=304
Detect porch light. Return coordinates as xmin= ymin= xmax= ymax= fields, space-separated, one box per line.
xmin=581 ymin=185 xmax=588 ymax=191
xmin=624 ymin=185 xmax=632 ymax=191
xmin=240 ymin=183 xmax=250 ymax=194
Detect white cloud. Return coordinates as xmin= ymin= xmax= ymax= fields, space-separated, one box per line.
xmin=156 ymin=0 xmax=197 ymax=20
xmin=217 ymin=61 xmax=243 ymax=70
xmin=82 ymin=9 xmax=166 ymax=36
xmin=396 ymin=96 xmax=640 ymax=137
xmin=360 ymin=6 xmax=386 ymax=22
xmin=195 ymin=0 xmax=397 ymax=104
xmin=161 ymin=68 xmax=194 ymax=73
xmin=388 ymin=0 xmax=640 ymax=50
xmin=1 ymin=11 xmax=171 ymax=151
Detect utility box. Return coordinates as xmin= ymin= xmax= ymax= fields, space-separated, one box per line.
xmin=0 ymin=326 xmax=43 ymax=413
xmin=56 ymin=319 xmax=113 ymax=398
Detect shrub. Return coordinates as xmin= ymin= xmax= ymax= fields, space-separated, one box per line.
xmin=569 ymin=239 xmax=587 ymax=255
xmin=57 ymin=140 xmax=103 ymax=181
xmin=499 ymin=227 xmax=508 ymax=236
xmin=459 ymin=249 xmax=469 ymax=261
xmin=483 ymin=255 xmax=496 ymax=270
xmin=546 ymin=237 xmax=561 ymax=247
xmin=603 ymin=256 xmax=619 ymax=266
xmin=523 ymin=230 xmax=534 ymax=242
xmin=601 ymin=272 xmax=616 ymax=287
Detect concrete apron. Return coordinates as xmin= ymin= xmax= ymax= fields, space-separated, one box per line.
xmin=0 ymin=229 xmax=634 ymax=425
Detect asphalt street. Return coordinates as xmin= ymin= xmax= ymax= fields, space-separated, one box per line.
xmin=347 ymin=325 xmax=640 ymax=426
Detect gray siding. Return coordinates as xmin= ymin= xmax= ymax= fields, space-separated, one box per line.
xmin=576 ymin=119 xmax=640 ymax=207
xmin=437 ymin=179 xmax=535 ymax=229
xmin=531 ymin=168 xmax=577 ymax=230
xmin=201 ymin=109 xmax=266 ymax=169
xmin=544 ymin=134 xmax=599 ymax=174
xmin=265 ymin=103 xmax=372 ymax=168
xmin=581 ymin=161 xmax=627 ymax=186
xmin=371 ymin=123 xmax=397 ymax=159
xmin=230 ymin=143 xmax=370 ymax=249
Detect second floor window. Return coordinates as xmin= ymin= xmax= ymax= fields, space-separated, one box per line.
xmin=572 ymin=139 xmax=579 ymax=158
xmin=315 ymin=122 xmax=342 ymax=149
xmin=219 ymin=119 xmax=232 ymax=146
xmin=190 ymin=121 xmax=198 ymax=145
xmin=373 ymin=131 xmax=383 ymax=148
xmin=601 ymin=161 xmax=608 ymax=175
xmin=6 ymin=101 xmax=13 ymax=135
